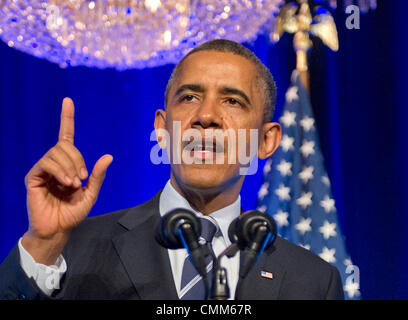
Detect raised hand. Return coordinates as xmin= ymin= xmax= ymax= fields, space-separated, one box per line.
xmin=21 ymin=98 xmax=113 ymax=265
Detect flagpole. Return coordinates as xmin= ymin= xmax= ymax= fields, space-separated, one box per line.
xmin=293 ymin=0 xmax=312 ymax=93
xmin=294 ymin=36 xmax=311 ymax=93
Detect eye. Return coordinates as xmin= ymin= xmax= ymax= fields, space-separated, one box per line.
xmin=180 ymin=95 xmax=196 ymax=102
xmin=226 ymin=98 xmax=240 ymax=106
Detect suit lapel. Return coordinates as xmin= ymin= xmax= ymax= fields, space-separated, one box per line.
xmin=112 ymin=191 xmax=178 ymax=300
xmin=111 ymin=194 xmax=285 ymax=300
xmin=238 ymin=244 xmax=286 ymax=300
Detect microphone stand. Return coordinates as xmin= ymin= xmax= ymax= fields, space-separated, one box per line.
xmin=210 ymin=239 xmax=271 ymax=300
xmin=210 ymin=243 xmax=240 ymax=300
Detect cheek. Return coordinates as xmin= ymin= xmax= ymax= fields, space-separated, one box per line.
xmin=223 ymin=111 xmax=260 ymax=137
xmin=165 ymin=113 xmax=185 ymax=138
xmin=166 ymin=108 xmax=194 ymax=127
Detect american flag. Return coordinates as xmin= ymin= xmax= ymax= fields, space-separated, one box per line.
xmin=257 ymin=71 xmax=360 ymax=299
xmin=261 ymin=271 xmax=274 ymax=279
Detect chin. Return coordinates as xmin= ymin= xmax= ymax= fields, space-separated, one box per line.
xmin=173 ymin=164 xmax=240 ymax=190
xmin=185 ymin=175 xmax=223 ymax=189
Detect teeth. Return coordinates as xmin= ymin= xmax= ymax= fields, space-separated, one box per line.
xmin=186 ymin=143 xmax=214 ymax=151
xmin=183 ymin=139 xmax=224 ymax=153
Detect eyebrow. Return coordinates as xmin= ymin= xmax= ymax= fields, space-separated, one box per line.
xmin=219 ymin=86 xmax=251 ymax=106
xmin=174 ymin=84 xmax=205 ymax=98
xmin=174 ymin=83 xmax=251 ymax=106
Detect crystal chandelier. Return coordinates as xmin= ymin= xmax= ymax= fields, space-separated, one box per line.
xmin=0 ymin=0 xmax=284 ymax=69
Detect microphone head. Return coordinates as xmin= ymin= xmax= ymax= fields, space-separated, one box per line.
xmin=228 ymin=210 xmax=277 ymax=250
xmin=155 ymin=208 xmax=202 ymax=249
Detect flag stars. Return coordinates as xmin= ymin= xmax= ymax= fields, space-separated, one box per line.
xmin=256 ymin=78 xmax=354 ymax=296
xmin=320 ymin=195 xmax=336 ymax=213
xmin=344 ymin=281 xmax=360 ymax=299
xmin=344 ymin=258 xmax=352 ymax=266
xmin=258 ymin=182 xmax=269 ymax=200
xmin=275 ymin=183 xmax=291 ymax=201
xmin=319 ymin=247 xmax=336 ymax=263
xmin=300 ymin=116 xmax=315 ymax=132
xmin=296 ymin=192 xmax=313 ymax=210
xmin=257 ymin=205 xmax=267 ymax=212
xmin=300 ymin=140 xmax=315 ymax=157
xmin=321 ymin=175 xmax=331 ymax=187
xmin=263 ymin=158 xmax=272 ymax=176
xmin=285 ymin=86 xmax=299 ymax=103
xmin=280 ymin=111 xmax=296 ymax=128
xmin=299 ymin=166 xmax=314 ymax=184
xmin=276 ymin=159 xmax=292 ymax=176
xmin=319 ymin=221 xmax=337 ymax=239
xmin=295 ymin=217 xmax=312 ymax=235
xmin=273 ymin=210 xmax=289 ymax=227
xmin=300 ymin=243 xmax=311 ymax=250
xmin=280 ymin=134 xmax=295 ymax=152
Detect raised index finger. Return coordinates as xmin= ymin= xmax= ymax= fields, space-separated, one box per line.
xmin=58 ymin=97 xmax=75 ymax=143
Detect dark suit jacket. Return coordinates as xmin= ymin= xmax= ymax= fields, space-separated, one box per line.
xmin=0 ymin=190 xmax=344 ymax=300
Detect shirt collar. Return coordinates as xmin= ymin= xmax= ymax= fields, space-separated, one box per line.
xmin=159 ymin=180 xmax=241 ymax=246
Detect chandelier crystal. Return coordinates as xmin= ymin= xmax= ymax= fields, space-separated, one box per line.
xmin=0 ymin=0 xmax=284 ymax=69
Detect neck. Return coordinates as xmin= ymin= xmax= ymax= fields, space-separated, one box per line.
xmin=170 ymin=174 xmax=244 ymax=215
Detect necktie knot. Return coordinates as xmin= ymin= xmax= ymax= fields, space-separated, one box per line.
xmin=199 ymin=217 xmax=218 ymax=244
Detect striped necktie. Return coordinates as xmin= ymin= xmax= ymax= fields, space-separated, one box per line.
xmin=179 ymin=217 xmax=218 ymax=300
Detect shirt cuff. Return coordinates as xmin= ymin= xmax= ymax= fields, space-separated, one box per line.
xmin=18 ymin=237 xmax=67 ymax=296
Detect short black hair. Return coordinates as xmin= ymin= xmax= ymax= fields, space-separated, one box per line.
xmin=164 ymin=39 xmax=277 ymax=123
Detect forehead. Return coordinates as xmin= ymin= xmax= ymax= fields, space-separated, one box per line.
xmin=174 ymin=50 xmax=259 ymax=93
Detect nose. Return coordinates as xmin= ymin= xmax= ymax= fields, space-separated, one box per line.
xmin=190 ymin=95 xmax=223 ymax=129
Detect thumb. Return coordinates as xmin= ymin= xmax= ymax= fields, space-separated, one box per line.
xmin=84 ymin=154 xmax=113 ymax=201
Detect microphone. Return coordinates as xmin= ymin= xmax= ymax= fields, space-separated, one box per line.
xmin=228 ymin=210 xmax=277 ymax=279
xmin=155 ymin=208 xmax=209 ymax=278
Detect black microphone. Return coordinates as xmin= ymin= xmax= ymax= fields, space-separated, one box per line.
xmin=155 ymin=208 xmax=209 ymax=278
xmin=228 ymin=210 xmax=277 ymax=279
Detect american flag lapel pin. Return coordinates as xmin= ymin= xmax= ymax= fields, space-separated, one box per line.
xmin=261 ymin=270 xmax=273 ymax=279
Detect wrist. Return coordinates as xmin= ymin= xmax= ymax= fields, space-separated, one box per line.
xmin=21 ymin=231 xmax=70 ymax=266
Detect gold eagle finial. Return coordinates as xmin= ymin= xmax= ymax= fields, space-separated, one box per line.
xmin=271 ymin=0 xmax=339 ymax=72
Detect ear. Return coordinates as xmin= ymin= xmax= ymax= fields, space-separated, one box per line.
xmin=154 ymin=109 xmax=167 ymax=149
xmin=258 ymin=122 xmax=281 ymax=160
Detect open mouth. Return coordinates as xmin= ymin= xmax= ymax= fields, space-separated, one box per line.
xmin=183 ymin=138 xmax=225 ymax=162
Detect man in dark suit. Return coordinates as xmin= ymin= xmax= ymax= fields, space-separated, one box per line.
xmin=0 ymin=39 xmax=344 ymax=300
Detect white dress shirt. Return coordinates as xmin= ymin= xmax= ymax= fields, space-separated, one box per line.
xmin=159 ymin=180 xmax=240 ymax=299
xmin=18 ymin=238 xmax=66 ymax=296
xmin=19 ymin=180 xmax=241 ymax=299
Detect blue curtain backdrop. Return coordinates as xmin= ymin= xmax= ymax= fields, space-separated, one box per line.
xmin=0 ymin=1 xmax=407 ymax=299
